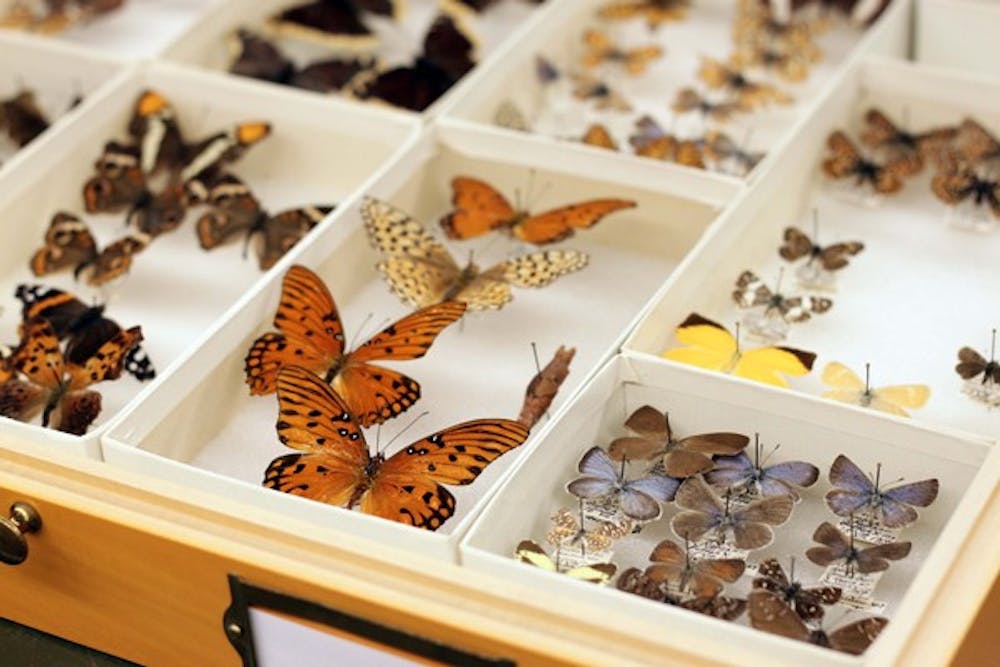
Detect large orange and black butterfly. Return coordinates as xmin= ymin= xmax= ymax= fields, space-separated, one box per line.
xmin=440 ymin=176 xmax=635 ymax=244
xmin=264 ymin=366 xmax=530 ymax=530
xmin=245 ymin=265 xmax=466 ymax=427
xmin=0 ymin=318 xmax=141 ymax=434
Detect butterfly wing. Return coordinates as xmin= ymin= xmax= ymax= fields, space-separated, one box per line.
xmin=364 ymin=418 xmax=529 ymax=529
xmin=956 ymin=347 xmax=988 ymax=380
xmin=440 ymin=176 xmax=517 ymax=240
xmin=734 ymin=346 xmax=816 ymax=387
xmin=515 ymin=540 xmax=557 ymax=571
xmin=823 ymin=131 xmax=863 ymax=179
xmin=828 ymin=617 xmax=888 ymax=655
xmin=663 ymin=313 xmax=738 ymax=372
xmin=66 ymin=325 xmax=143 ymax=390
xmin=753 ymin=558 xmax=790 ymax=591
xmin=566 ymin=447 xmax=619 ymax=499
xmin=779 ymin=227 xmax=815 ymax=262
xmin=671 ymin=477 xmax=722 ymax=540
xmin=826 ymin=454 xmax=874 ymax=516
xmin=855 ymin=541 xmax=912 ymax=573
xmin=259 ymin=205 xmax=332 ymax=270
xmin=870 ymin=384 xmax=930 ymax=416
xmin=820 ymin=361 xmax=866 ymax=406
xmin=13 ymin=319 xmax=65 ymax=389
xmin=582 ymin=124 xmax=618 ymax=150
xmin=861 ymin=108 xmax=902 ymax=150
xmin=516 ymin=199 xmax=636 ymax=245
xmin=879 ymin=479 xmax=938 ymax=528
xmin=229 ymin=29 xmax=295 ymax=83
xmin=818 ymin=241 xmax=864 ymax=271
xmin=704 ymin=452 xmax=754 ymax=489
xmin=623 ymin=474 xmax=680 ymax=519
xmin=805 ymin=522 xmax=850 ymax=567
xmin=30 ymin=212 xmax=98 ymax=276
xmin=748 ymin=591 xmax=811 ymax=641
xmin=564 ymin=563 xmax=617 ymax=584
xmin=195 ymin=174 xmax=262 ymax=250
xmin=0 ymin=379 xmax=47 ymax=422
xmin=732 ymin=495 xmax=793 ymax=549
xmin=494 ymin=249 xmax=590 ymax=290
xmin=760 ymin=461 xmax=819 ymax=497
xmin=733 ymin=270 xmax=773 ymax=308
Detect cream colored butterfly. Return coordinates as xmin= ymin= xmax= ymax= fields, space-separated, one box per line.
xmin=515 ymin=540 xmax=617 ymax=584
xmin=361 ymin=197 xmax=589 ymax=311
xmin=821 ymin=362 xmax=930 ymax=417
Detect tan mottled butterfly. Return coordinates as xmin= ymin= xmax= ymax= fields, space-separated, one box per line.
xmin=515 ymin=540 xmax=617 ymax=584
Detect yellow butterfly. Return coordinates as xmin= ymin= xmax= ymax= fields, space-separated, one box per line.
xmin=515 ymin=540 xmax=617 ymax=584
xmin=821 ymin=362 xmax=930 ymax=417
xmin=662 ymin=313 xmax=816 ymax=388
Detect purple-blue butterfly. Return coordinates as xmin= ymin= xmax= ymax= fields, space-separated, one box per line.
xmin=567 ymin=446 xmax=680 ymax=522
xmin=705 ymin=435 xmax=819 ymax=500
xmin=825 ymin=454 xmax=939 ymax=529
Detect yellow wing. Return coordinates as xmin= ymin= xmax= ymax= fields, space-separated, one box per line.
xmin=871 ymin=385 xmax=930 ymax=417
xmin=662 ymin=314 xmax=737 ymax=372
xmin=736 ymin=347 xmax=814 ymax=388
xmin=821 ymin=361 xmax=866 ymax=391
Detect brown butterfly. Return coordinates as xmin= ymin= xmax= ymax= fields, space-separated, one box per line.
xmin=671 ymin=477 xmax=794 ymax=549
xmin=580 ymin=30 xmax=664 ymax=75
xmin=931 ymin=161 xmax=1000 ymax=218
xmin=608 ymin=405 xmax=748 ymax=478
xmin=779 ymin=226 xmax=864 ymax=271
xmin=956 ymin=331 xmax=1000 ymax=387
xmin=860 ymin=108 xmax=957 ymax=176
xmin=950 ymin=118 xmax=1000 ymax=168
xmin=126 ymin=90 xmax=187 ymax=176
xmin=195 ymin=174 xmax=334 ymax=270
xmin=178 ymin=121 xmax=272 ymax=184
xmin=733 ymin=270 xmax=833 ymax=323
xmin=546 ymin=505 xmax=618 ymax=554
xmin=753 ymin=558 xmax=841 ymax=622
xmin=29 ymin=212 xmax=98 ymax=277
xmin=83 ymin=141 xmax=147 ymax=214
xmin=822 ymin=131 xmax=906 ymax=194
xmin=0 ymin=89 xmax=49 ymax=147
xmin=749 ymin=591 xmax=887 ymax=655
xmin=581 ymin=124 xmax=618 ymax=151
xmin=0 ymin=318 xmax=141 ymax=434
xmin=439 ymin=176 xmax=635 ymax=245
xmin=629 ymin=116 xmax=705 ymax=167
xmin=570 ymin=74 xmax=633 ymax=112
xmin=643 ymin=538 xmax=746 ymax=597
xmin=83 ymin=233 xmax=151 ymax=287
xmin=698 ymin=58 xmax=792 ymax=110
xmin=265 ymin=365 xmax=529 ymax=530
xmin=265 ymin=0 xmax=400 ymax=50
xmin=703 ymin=131 xmax=765 ymax=175
xmin=245 ymin=265 xmax=465 ymax=426
xmin=617 ymin=567 xmax=747 ymax=619
xmin=806 ymin=521 xmax=911 ymax=575
xmin=671 ymin=88 xmax=742 ymax=123
xmin=597 ymin=0 xmax=690 ymax=27
xmin=517 ymin=345 xmax=575 ymax=430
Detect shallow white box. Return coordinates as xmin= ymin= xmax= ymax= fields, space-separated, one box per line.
xmin=915 ymin=0 xmax=1000 ymax=79
xmin=623 ymin=56 xmax=1000 ymax=441
xmin=101 ymin=122 xmax=728 ymax=561
xmin=163 ymin=0 xmax=554 ymax=117
xmin=0 ymin=60 xmax=419 ymax=459
xmin=460 ymin=353 xmax=998 ymax=667
xmin=443 ymin=0 xmax=913 ymax=183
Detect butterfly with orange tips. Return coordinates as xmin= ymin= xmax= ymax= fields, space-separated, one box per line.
xmin=439 ymin=176 xmax=635 ymax=245
xmin=265 ymin=366 xmax=530 ymax=530
xmin=0 ymin=318 xmax=141 ymax=434
xmin=580 ymin=30 xmax=664 ymax=76
xmin=245 ymin=265 xmax=466 ymax=427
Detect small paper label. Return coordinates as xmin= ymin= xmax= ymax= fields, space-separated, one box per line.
xmin=688 ymin=536 xmax=751 ymax=562
xmin=820 ymin=565 xmax=887 ymax=613
xmin=836 ymin=514 xmax=901 ymax=546
xmin=552 ymin=541 xmax=614 ymax=572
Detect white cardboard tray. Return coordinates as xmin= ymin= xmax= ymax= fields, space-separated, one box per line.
xmin=915 ymin=0 xmax=1000 ymax=80
xmin=622 ymin=56 xmax=1000 ymax=442
xmin=101 ymin=122 xmax=726 ymax=561
xmin=0 ymin=60 xmax=419 ymax=459
xmin=460 ymin=353 xmax=998 ymax=667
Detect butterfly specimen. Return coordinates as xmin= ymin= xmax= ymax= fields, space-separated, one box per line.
xmin=494 ymin=100 xmax=530 ymax=132
xmin=0 ymin=90 xmax=49 ymax=148
xmin=266 ymin=0 xmax=401 ymax=49
xmin=821 ymin=362 xmax=930 ymax=418
xmin=860 ymin=108 xmax=957 ymax=177
xmin=0 ymin=0 xmax=124 ymax=33
xmin=729 ymin=46 xmax=811 ymax=83
xmin=663 ymin=313 xmax=816 ymax=388
xmin=806 ymin=521 xmax=911 ymax=575
xmin=957 ymin=330 xmax=1000 ymax=406
xmin=629 ymin=116 xmax=704 ymax=167
xmin=266 ymin=366 xmax=529 ymax=529
xmin=535 ymin=55 xmax=561 ymax=87
xmin=931 ymin=160 xmax=1000 ymax=220
xmin=82 ymin=233 xmax=151 ymax=287
xmin=546 ymin=505 xmax=622 ymax=554
xmin=702 ymin=131 xmax=765 ymax=176
xmin=671 ymin=88 xmax=741 ymax=124
xmin=83 ymin=142 xmax=147 ymax=214
xmin=779 ymin=224 xmax=864 ymax=276
xmin=16 ymin=284 xmax=155 ymax=382
xmin=570 ymin=74 xmax=633 ymax=112
xmin=671 ymin=477 xmax=794 ymax=550
xmin=822 ymin=131 xmax=906 ymax=195
xmin=581 ymin=124 xmax=617 ymax=151
xmin=29 ymin=212 xmax=98 ymax=277
xmin=245 ymin=265 xmax=465 ymax=426
xmin=616 ymin=569 xmax=747 ymax=620
xmin=440 ymin=176 xmax=635 ymax=244
xmin=597 ymin=0 xmax=690 ymax=27
xmin=705 ymin=435 xmax=819 ymax=501
xmin=362 ymin=197 xmax=589 ymax=311
xmin=517 ymin=345 xmax=575 ymax=430
xmin=195 ymin=174 xmax=334 ymax=270
xmin=951 ymin=118 xmax=1000 ymax=168
xmin=355 ymin=14 xmax=476 ymax=112
xmin=698 ymin=58 xmax=792 ymax=110
xmin=515 ymin=540 xmax=617 ymax=584
xmin=825 ymin=454 xmax=939 ymax=529
xmin=580 ymin=30 xmax=664 ymax=76
xmin=753 ymin=558 xmax=841 ymax=622
xmin=0 ymin=318 xmax=141 ymax=435
xmin=643 ymin=538 xmax=746 ymax=598
xmin=127 ymin=90 xmax=186 ymax=176
xmin=748 ymin=591 xmax=887 ymax=655
xmin=733 ymin=270 xmax=832 ymax=341
xmin=178 ymin=121 xmax=272 ymax=184
xmin=607 ymin=405 xmax=749 ymax=478
xmin=567 ymin=447 xmax=680 ymax=522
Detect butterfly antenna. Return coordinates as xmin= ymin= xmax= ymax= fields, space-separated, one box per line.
xmin=774 ymin=267 xmax=785 ymax=295
xmin=347 ymin=312 xmax=375 ymax=351
xmin=761 ymin=441 xmax=781 ymax=467
xmin=991 ymin=329 xmax=997 ymax=362
xmin=812 ymin=208 xmax=820 ymax=243
xmin=789 ymin=555 xmax=796 ymax=584
xmin=379 ymin=411 xmax=429 ymax=456
xmin=530 ymin=342 xmax=542 ymax=374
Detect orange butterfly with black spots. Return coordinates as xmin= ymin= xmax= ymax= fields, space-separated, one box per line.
xmin=265 ymin=366 xmax=530 ymax=530
xmin=440 ymin=176 xmax=636 ymax=245
xmin=245 ymin=265 xmax=466 ymax=427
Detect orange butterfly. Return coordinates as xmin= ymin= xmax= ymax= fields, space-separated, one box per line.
xmin=580 ymin=30 xmax=664 ymax=76
xmin=264 ymin=366 xmax=530 ymax=530
xmin=0 ymin=318 xmax=141 ymax=434
xmin=440 ymin=176 xmax=636 ymax=244
xmin=582 ymin=124 xmax=618 ymax=151
xmin=244 ymin=265 xmax=466 ymax=427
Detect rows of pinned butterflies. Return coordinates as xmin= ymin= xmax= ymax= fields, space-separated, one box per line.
xmin=659 ymin=106 xmax=1000 ymax=412
xmin=224 ymin=0 xmax=543 ymax=113
xmin=0 ymin=0 xmax=124 ymax=34
xmin=514 ymin=403 xmax=940 ymax=656
xmin=493 ymin=0 xmax=890 ymax=178
xmin=230 ymin=177 xmax=634 ymax=530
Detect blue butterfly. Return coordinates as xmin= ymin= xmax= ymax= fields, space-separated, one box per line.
xmin=825 ymin=455 xmax=939 ymax=529
xmin=705 ymin=435 xmax=819 ymax=500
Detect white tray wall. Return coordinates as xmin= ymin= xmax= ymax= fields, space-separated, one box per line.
xmin=0 ymin=60 xmax=419 ymax=459
xmin=442 ymin=0 xmax=913 ymax=183
xmin=622 ymin=57 xmax=1000 ymax=442
xmin=460 ymin=353 xmax=998 ymax=667
xmin=163 ymin=0 xmax=556 ymax=118
xmin=915 ymin=0 xmax=1000 ymax=80
xmin=101 ymin=123 xmax=727 ymax=561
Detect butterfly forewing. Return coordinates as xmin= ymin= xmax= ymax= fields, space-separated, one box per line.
xmin=828 ymin=617 xmax=888 ymax=655
xmin=440 ymin=176 xmax=516 ymax=240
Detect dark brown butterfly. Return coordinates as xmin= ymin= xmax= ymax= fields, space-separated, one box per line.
xmin=671 ymin=477 xmax=793 ymax=550
xmin=126 ymin=90 xmax=187 ymax=175
xmin=956 ymin=330 xmax=1000 ymax=386
xmin=16 ymin=284 xmax=155 ymax=382
xmin=178 ymin=121 xmax=272 ymax=185
xmin=860 ymin=108 xmax=957 ymax=176
xmin=749 ymin=591 xmax=887 ymax=655
xmin=266 ymin=0 xmax=401 ymax=49
xmin=29 ymin=212 xmax=98 ymax=277
xmin=779 ymin=226 xmax=864 ymax=271
xmin=355 ymin=14 xmax=476 ymax=112
xmin=931 ymin=161 xmax=1000 ymax=219
xmin=82 ymin=233 xmax=151 ymax=287
xmin=753 ymin=558 xmax=840 ymax=622
xmin=643 ymin=538 xmax=745 ymax=598
xmin=83 ymin=141 xmax=147 ymax=214
xmin=806 ymin=521 xmax=911 ymax=575
xmin=617 ymin=567 xmax=747 ymax=620
xmin=822 ymin=131 xmax=905 ymax=194
xmin=0 ymin=90 xmax=49 ymax=147
xmin=517 ymin=345 xmax=574 ymax=430
xmin=196 ymin=174 xmax=333 ymax=270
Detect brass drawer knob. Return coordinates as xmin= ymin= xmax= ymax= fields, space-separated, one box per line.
xmin=0 ymin=502 xmax=42 ymax=566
